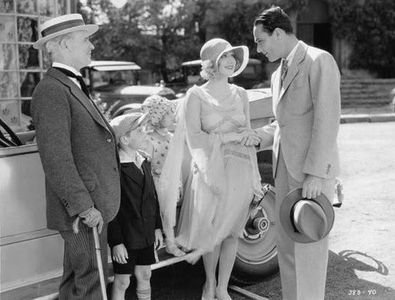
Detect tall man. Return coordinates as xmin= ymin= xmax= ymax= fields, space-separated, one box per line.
xmin=31 ymin=14 xmax=120 ymax=299
xmin=253 ymin=6 xmax=341 ymax=300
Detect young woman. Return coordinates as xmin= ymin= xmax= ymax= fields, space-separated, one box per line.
xmin=159 ymin=38 xmax=263 ymax=300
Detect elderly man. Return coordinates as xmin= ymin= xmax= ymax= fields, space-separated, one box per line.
xmin=253 ymin=6 xmax=341 ymax=300
xmin=31 ymin=14 xmax=120 ymax=299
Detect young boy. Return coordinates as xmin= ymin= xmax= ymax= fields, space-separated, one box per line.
xmin=109 ymin=112 xmax=163 ymax=300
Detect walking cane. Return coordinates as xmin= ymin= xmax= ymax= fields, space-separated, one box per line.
xmin=93 ymin=226 xmax=108 ymax=300
xmin=73 ymin=217 xmax=108 ymax=300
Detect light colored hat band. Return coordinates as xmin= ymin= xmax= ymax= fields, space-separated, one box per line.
xmin=41 ymin=19 xmax=85 ymax=37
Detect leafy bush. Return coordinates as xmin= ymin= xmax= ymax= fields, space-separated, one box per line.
xmin=326 ymin=0 xmax=395 ymax=78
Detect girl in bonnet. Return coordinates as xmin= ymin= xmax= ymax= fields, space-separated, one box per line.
xmin=158 ymin=38 xmax=263 ymax=300
xmin=141 ymin=95 xmax=185 ymax=257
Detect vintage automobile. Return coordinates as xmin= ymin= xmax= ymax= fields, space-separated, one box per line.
xmin=166 ymin=58 xmax=266 ymax=94
xmin=81 ymin=61 xmax=177 ymax=118
xmin=0 ymin=86 xmax=276 ymax=298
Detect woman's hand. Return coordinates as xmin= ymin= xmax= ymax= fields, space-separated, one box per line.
xmin=154 ymin=229 xmax=164 ymax=250
xmin=239 ymin=128 xmax=261 ymax=146
xmin=220 ymin=129 xmax=260 ymax=146
xmin=112 ymin=243 xmax=129 ymax=264
xmin=220 ymin=132 xmax=241 ymax=143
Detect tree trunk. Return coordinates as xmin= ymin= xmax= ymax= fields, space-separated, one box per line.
xmin=160 ymin=35 xmax=169 ymax=82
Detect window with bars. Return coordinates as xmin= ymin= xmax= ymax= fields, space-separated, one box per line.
xmin=0 ymin=0 xmax=71 ymax=133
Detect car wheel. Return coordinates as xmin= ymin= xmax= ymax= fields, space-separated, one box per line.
xmin=232 ymin=186 xmax=279 ymax=284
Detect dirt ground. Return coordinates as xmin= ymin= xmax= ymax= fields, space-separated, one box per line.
xmin=326 ymin=122 xmax=395 ymax=300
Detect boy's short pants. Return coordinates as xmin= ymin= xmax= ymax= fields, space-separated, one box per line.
xmin=111 ymin=244 xmax=155 ymax=274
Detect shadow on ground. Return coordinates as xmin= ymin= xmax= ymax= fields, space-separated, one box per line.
xmin=326 ymin=250 xmax=394 ymax=300
xmin=226 ymin=250 xmax=394 ymax=300
xmin=120 ymin=260 xmax=205 ymax=300
xmin=116 ymin=249 xmax=394 ymax=300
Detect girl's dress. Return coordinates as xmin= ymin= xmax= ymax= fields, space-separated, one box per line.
xmin=146 ymin=129 xmax=172 ymax=188
xmin=158 ymin=84 xmax=261 ymax=255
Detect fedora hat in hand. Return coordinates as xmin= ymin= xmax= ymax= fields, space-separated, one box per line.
xmin=280 ymin=188 xmax=335 ymax=243
xmin=33 ymin=14 xmax=98 ymax=49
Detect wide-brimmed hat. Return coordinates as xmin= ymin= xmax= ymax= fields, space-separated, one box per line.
xmin=280 ymin=188 xmax=335 ymax=243
xmin=200 ymin=38 xmax=249 ymax=77
xmin=33 ymin=14 xmax=98 ymax=49
xmin=110 ymin=112 xmax=148 ymax=143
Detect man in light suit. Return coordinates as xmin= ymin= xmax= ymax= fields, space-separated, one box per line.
xmin=252 ymin=6 xmax=341 ymax=300
xmin=31 ymin=14 xmax=120 ymax=299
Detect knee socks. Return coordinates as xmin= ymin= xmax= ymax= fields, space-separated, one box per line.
xmin=137 ymin=288 xmax=151 ymax=300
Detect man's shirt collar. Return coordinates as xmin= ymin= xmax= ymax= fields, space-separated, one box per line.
xmin=285 ymin=40 xmax=300 ymax=67
xmin=52 ymin=62 xmax=82 ymax=77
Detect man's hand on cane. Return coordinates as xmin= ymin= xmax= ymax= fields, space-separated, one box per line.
xmin=72 ymin=207 xmax=104 ymax=234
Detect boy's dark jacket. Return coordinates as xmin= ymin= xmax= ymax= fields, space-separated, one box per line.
xmin=108 ymin=160 xmax=162 ymax=249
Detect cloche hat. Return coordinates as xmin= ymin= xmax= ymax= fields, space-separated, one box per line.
xmin=280 ymin=188 xmax=335 ymax=243
xmin=200 ymin=38 xmax=249 ymax=77
xmin=141 ymin=95 xmax=176 ymax=127
xmin=33 ymin=14 xmax=98 ymax=49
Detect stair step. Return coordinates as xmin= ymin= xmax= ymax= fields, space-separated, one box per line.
xmin=339 ymin=78 xmax=395 ymax=107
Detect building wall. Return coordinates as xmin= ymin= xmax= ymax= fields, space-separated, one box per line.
xmin=0 ymin=0 xmax=76 ymax=133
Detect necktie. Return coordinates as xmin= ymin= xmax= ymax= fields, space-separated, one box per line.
xmin=53 ymin=67 xmax=91 ymax=98
xmin=280 ymin=59 xmax=288 ymax=87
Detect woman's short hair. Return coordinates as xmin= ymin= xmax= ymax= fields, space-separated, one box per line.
xmin=200 ymin=52 xmax=241 ymax=80
xmin=254 ymin=6 xmax=293 ymax=35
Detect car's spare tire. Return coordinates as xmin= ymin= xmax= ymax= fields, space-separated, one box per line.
xmin=232 ymin=185 xmax=279 ymax=284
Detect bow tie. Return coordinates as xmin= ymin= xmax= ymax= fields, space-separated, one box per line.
xmin=54 ymin=67 xmax=90 ymax=98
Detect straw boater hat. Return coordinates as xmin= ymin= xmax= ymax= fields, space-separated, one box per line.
xmin=280 ymin=188 xmax=335 ymax=243
xmin=33 ymin=14 xmax=98 ymax=50
xmin=200 ymin=38 xmax=249 ymax=77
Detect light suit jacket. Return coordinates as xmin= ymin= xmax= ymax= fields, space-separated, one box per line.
xmin=32 ymin=68 xmax=121 ymax=231
xmin=257 ymin=41 xmax=341 ymax=182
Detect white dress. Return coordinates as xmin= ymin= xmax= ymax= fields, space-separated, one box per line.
xmin=172 ymin=85 xmax=261 ymax=254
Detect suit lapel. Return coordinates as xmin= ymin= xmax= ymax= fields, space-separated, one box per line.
xmin=277 ymin=41 xmax=308 ymax=102
xmin=272 ymin=69 xmax=281 ymax=114
xmin=47 ymin=68 xmax=114 ymax=137
xmin=123 ymin=162 xmax=145 ymax=187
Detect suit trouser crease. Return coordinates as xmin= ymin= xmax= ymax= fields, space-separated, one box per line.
xmin=59 ymin=224 xmax=108 ymax=300
xmin=275 ymin=149 xmax=334 ymax=300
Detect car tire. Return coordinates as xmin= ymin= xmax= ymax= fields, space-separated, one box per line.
xmin=231 ymin=186 xmax=279 ymax=285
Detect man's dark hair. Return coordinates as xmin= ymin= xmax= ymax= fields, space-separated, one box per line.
xmin=254 ymin=6 xmax=293 ymax=34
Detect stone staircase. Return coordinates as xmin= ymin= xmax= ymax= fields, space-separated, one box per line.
xmin=340 ymin=78 xmax=395 ymax=107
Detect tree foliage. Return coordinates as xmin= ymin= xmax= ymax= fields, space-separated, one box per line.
xmin=78 ymin=0 xmax=310 ymax=79
xmin=79 ymin=0 xmax=200 ymax=80
xmin=326 ymin=0 xmax=395 ymax=77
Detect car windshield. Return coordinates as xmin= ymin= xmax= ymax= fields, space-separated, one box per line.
xmin=91 ymin=70 xmax=137 ymax=88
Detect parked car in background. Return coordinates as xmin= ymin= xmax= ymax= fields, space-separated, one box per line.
xmin=166 ymin=58 xmax=266 ymax=94
xmin=81 ymin=61 xmax=177 ymax=118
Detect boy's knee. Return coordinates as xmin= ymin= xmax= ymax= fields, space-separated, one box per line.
xmin=114 ymin=275 xmax=131 ymax=290
xmin=135 ymin=267 xmax=151 ymax=282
